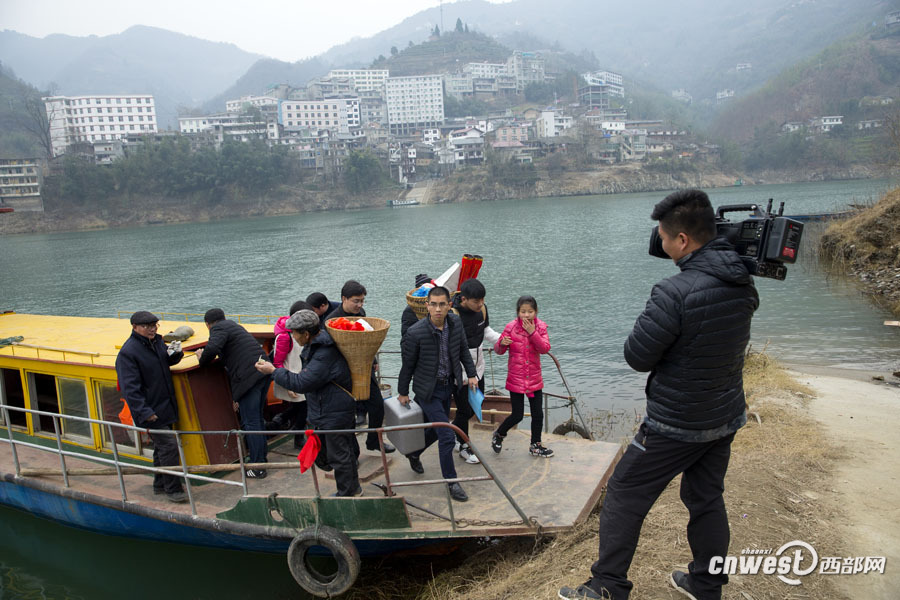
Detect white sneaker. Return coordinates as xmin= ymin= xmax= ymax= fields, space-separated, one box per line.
xmin=454 ymin=440 xmax=461 ymax=453
xmin=459 ymin=443 xmax=480 ymax=464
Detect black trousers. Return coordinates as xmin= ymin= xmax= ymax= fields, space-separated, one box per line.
xmin=149 ymin=424 xmax=182 ymax=494
xmin=496 ymin=389 xmax=544 ymax=444
xmin=452 ymin=376 xmax=485 ymax=443
xmin=363 ymin=373 xmax=385 ymax=448
xmin=588 ymin=422 xmax=735 ymax=600
xmin=316 ymin=412 xmax=360 ymax=496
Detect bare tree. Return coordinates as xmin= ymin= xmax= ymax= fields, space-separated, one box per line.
xmin=20 ymin=96 xmax=55 ymax=159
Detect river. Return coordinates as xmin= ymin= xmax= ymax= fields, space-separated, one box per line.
xmin=0 ymin=178 xmax=898 ymax=598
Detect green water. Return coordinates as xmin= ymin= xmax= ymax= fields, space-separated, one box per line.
xmin=1 ymin=178 xmax=898 ymax=597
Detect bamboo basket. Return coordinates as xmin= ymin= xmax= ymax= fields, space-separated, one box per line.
xmin=405 ymin=290 xmax=428 ymax=319
xmin=325 ymin=316 xmax=390 ymax=400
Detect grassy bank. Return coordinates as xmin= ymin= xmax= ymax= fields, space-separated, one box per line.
xmin=340 ymin=353 xmax=845 ymax=599
xmin=820 ymin=185 xmax=900 ymax=315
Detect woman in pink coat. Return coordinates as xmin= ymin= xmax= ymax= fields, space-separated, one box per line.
xmin=491 ymin=296 xmax=553 ymax=457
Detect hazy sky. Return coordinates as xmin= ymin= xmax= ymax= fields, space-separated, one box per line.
xmin=1 ymin=0 xmax=510 ymax=62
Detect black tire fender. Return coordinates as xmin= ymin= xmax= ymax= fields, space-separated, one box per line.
xmin=552 ymin=420 xmax=591 ymax=440
xmin=287 ymin=525 xmax=360 ymax=598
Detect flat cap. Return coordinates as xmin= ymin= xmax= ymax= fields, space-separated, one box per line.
xmin=285 ymin=309 xmax=319 ymax=331
xmin=130 ymin=311 xmax=160 ymax=325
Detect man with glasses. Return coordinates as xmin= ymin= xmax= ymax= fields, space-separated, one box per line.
xmin=115 ymin=311 xmax=187 ymax=503
xmin=326 ymin=280 xmax=394 ymax=453
xmin=397 ymin=286 xmax=478 ymax=502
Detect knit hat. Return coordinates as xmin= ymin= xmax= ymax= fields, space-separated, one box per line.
xmin=414 ymin=273 xmax=431 ymax=287
xmin=285 ymin=309 xmax=319 ymax=331
xmin=130 ymin=311 xmax=160 ymax=325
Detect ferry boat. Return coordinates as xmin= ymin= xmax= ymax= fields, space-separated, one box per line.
xmin=0 ymin=311 xmax=620 ymax=597
xmin=390 ymin=198 xmax=420 ymax=207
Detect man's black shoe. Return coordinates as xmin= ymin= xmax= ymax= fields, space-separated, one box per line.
xmin=166 ymin=490 xmax=188 ymax=504
xmin=448 ymin=482 xmax=468 ymax=502
xmin=245 ymin=468 xmax=268 ymax=479
xmin=407 ymin=455 xmax=424 ymax=474
xmin=669 ymin=571 xmax=699 ymax=600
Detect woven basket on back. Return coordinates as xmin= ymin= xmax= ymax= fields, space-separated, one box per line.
xmin=325 ymin=316 xmax=391 ymax=400
xmin=405 ymin=290 xmax=428 ymax=319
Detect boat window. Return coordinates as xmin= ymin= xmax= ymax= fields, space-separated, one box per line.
xmin=0 ymin=368 xmax=27 ymax=428
xmin=28 ymin=373 xmax=92 ymax=441
xmin=95 ymin=381 xmax=151 ymax=457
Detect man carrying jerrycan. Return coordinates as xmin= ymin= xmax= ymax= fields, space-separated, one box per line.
xmin=397 ymin=286 xmax=478 ymax=502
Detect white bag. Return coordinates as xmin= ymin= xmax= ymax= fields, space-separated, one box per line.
xmin=273 ymin=333 xmax=305 ymax=402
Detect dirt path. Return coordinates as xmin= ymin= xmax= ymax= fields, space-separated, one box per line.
xmin=790 ymin=369 xmax=900 ymax=598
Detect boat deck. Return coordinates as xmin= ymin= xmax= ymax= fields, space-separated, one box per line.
xmin=1 ymin=424 xmax=621 ymax=538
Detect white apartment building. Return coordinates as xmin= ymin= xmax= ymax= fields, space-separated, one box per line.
xmin=464 ymin=62 xmax=508 ymax=78
xmin=581 ymin=70 xmax=625 ymax=97
xmin=327 ymin=69 xmax=389 ymax=93
xmin=225 ymin=95 xmax=279 ymax=112
xmin=178 ymin=117 xmax=211 ymax=133
xmin=672 ymin=89 xmax=693 ymax=104
xmin=385 ymin=75 xmax=445 ymax=136
xmin=716 ymin=89 xmax=735 ymax=104
xmin=507 ymin=51 xmax=545 ymax=92
xmin=279 ymin=98 xmax=361 ymax=134
xmin=0 ymin=157 xmax=44 ymax=211
xmin=43 ymin=94 xmax=158 ymax=157
xmin=444 ymin=74 xmax=474 ymax=98
xmin=537 ymin=110 xmax=573 ymax=138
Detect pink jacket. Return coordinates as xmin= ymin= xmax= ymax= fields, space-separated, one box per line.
xmin=494 ymin=317 xmax=550 ymax=395
xmin=273 ymin=316 xmax=293 ymax=368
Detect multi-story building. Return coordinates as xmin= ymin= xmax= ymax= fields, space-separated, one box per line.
xmin=672 ymin=89 xmax=692 ymax=104
xmin=43 ymin=94 xmax=158 ymax=157
xmin=359 ymin=94 xmax=387 ymax=126
xmin=444 ymin=74 xmax=474 ymax=99
xmin=306 ymin=78 xmax=357 ymax=100
xmin=464 ymin=62 xmax=508 ymax=79
xmin=178 ymin=117 xmax=212 ymax=133
xmin=507 ymin=51 xmax=545 ymax=93
xmin=716 ymin=89 xmax=735 ymax=104
xmin=0 ymin=158 xmax=44 ymax=212
xmin=385 ymin=75 xmax=445 ymax=136
xmin=537 ymin=110 xmax=573 ymax=138
xmin=279 ymin=98 xmax=361 ymax=134
xmin=810 ymin=115 xmax=844 ymax=133
xmin=327 ymin=69 xmax=390 ymax=93
xmin=225 ymin=95 xmax=279 ymax=113
xmin=494 ymin=124 xmax=530 ymax=143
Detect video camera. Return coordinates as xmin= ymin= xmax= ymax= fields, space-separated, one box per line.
xmin=649 ymin=199 xmax=804 ymax=281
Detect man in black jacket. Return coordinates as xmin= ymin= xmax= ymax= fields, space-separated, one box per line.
xmin=196 ymin=308 xmax=270 ymax=478
xmin=115 ymin=311 xmax=186 ymax=503
xmin=326 ymin=280 xmax=394 ymax=453
xmin=560 ymin=190 xmax=760 ymax=600
xmin=256 ymin=310 xmax=361 ymax=496
xmin=398 ymin=286 xmax=478 ymax=502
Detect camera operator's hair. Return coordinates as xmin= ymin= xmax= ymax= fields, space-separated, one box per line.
xmin=651 ymin=189 xmax=716 ymax=243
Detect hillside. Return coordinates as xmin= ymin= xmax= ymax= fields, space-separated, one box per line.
xmin=0 ymin=63 xmax=48 ymax=158
xmin=0 ymin=26 xmax=263 ymax=127
xmin=711 ymin=31 xmax=900 ymax=143
xmin=371 ymin=31 xmax=509 ymax=75
xmin=201 ymin=57 xmax=331 ymax=114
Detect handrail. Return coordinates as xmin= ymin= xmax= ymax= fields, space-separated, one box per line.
xmin=1 ymin=342 xmax=115 ymax=365
xmin=0 ymin=404 xmax=535 ymax=529
xmin=115 ymin=310 xmax=279 ymax=325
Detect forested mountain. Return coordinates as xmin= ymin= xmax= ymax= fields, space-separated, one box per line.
xmin=0 ymin=26 xmax=263 ymax=127
xmin=0 ymin=63 xmax=47 ymax=158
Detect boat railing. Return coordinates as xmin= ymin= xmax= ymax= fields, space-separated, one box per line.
xmin=0 ymin=404 xmax=534 ymax=529
xmin=376 ymin=348 xmax=593 ymax=440
xmin=1 ymin=341 xmax=115 ymax=365
xmin=114 ymin=310 xmax=279 ymax=325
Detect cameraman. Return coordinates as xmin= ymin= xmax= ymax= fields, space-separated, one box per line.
xmin=559 ymin=189 xmax=759 ymax=600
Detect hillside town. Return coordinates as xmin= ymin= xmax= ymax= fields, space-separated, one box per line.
xmin=2 ymin=7 xmax=898 ymax=215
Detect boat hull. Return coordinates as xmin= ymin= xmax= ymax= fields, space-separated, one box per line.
xmin=0 ymin=474 xmax=459 ymax=557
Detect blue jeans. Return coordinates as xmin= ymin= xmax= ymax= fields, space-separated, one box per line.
xmin=409 ymin=382 xmax=457 ymax=480
xmin=237 ymin=377 xmax=269 ymax=465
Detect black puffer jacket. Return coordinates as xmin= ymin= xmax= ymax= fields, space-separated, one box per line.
xmin=624 ymin=238 xmax=760 ymax=434
xmin=273 ymin=329 xmax=354 ymax=426
xmin=398 ymin=313 xmax=476 ymax=402
xmin=400 ymin=305 xmax=420 ymax=341
xmin=198 ymin=319 xmax=267 ymax=401
xmin=115 ymin=331 xmax=184 ymax=427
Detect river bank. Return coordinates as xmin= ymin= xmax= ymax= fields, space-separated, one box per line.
xmin=0 ymin=164 xmax=887 ymax=236
xmin=340 ymin=359 xmax=899 ymax=599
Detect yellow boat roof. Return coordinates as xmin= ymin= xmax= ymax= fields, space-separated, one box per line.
xmin=0 ymin=312 xmax=274 ymax=370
